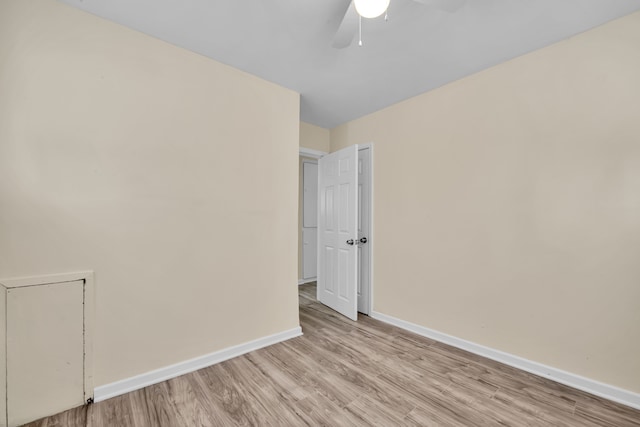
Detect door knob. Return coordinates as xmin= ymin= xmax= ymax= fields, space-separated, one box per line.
xmin=346 ymin=239 xmax=355 ymax=245
xmin=359 ymin=237 xmax=367 ymax=244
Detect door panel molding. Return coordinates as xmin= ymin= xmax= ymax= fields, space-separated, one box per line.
xmin=317 ymin=145 xmax=359 ymax=321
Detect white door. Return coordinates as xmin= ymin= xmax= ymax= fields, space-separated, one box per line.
xmin=317 ymin=145 xmax=359 ymax=321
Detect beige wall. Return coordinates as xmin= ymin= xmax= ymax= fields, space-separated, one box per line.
xmin=300 ymin=122 xmax=330 ymax=152
xmin=331 ymin=12 xmax=640 ymax=393
xmin=0 ymin=0 xmax=300 ymax=388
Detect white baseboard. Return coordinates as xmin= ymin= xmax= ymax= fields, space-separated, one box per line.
xmin=370 ymin=311 xmax=640 ymax=410
xmin=94 ymin=326 xmax=303 ymax=403
xmin=298 ymin=278 xmax=316 ymax=285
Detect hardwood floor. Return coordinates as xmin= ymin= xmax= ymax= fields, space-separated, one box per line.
xmin=26 ymin=283 xmax=640 ymax=426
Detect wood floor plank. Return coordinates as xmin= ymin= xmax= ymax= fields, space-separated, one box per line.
xmin=344 ymin=393 xmax=410 ymax=426
xmin=404 ymin=404 xmax=469 ymax=427
xmin=197 ymin=362 xmax=271 ymax=426
xmin=186 ymin=369 xmax=244 ymax=426
xmin=24 ymin=405 xmax=87 ymax=427
xmin=292 ymin=393 xmax=365 ymax=426
xmin=492 ymin=389 xmax=602 ymax=427
xmin=217 ymin=356 xmax=306 ymax=426
xmin=288 ymin=331 xmax=416 ymax=417
xmin=575 ymin=394 xmax=640 ymax=427
xmin=89 ymin=393 xmax=135 ymax=427
xmin=402 ymin=384 xmax=498 ymax=426
xmin=126 ymin=388 xmax=162 ymax=427
xmin=24 ymin=283 xmax=640 ymax=426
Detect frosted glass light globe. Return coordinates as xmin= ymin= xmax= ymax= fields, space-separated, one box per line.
xmin=354 ymin=0 xmax=390 ymax=18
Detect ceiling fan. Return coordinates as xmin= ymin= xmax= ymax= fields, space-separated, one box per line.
xmin=332 ymin=0 xmax=466 ymax=48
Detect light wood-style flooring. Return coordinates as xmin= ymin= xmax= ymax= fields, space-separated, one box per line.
xmin=27 ymin=283 xmax=640 ymax=426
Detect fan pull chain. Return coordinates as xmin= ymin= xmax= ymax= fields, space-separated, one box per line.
xmin=385 ymin=10 xmax=388 ymax=21
xmin=358 ymin=15 xmax=363 ymax=46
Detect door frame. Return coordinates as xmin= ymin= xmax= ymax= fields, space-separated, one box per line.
xmin=299 ymin=148 xmax=326 ymax=286
xmin=301 ymin=158 xmax=318 ymax=283
xmin=299 ymin=144 xmax=374 ymax=317
xmin=299 ymin=147 xmax=327 ymax=159
xmin=358 ymin=143 xmax=374 ymax=316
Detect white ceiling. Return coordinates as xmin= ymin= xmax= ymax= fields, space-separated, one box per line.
xmin=58 ymin=0 xmax=640 ymax=128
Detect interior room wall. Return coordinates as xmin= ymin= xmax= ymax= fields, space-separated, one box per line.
xmin=300 ymin=121 xmax=330 ymax=152
xmin=0 ymin=0 xmax=300 ymax=388
xmin=331 ymin=12 xmax=640 ymax=393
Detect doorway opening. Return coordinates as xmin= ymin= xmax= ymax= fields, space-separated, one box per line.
xmin=299 ymin=156 xmax=318 ymax=285
xmin=298 ymin=144 xmax=373 ymax=321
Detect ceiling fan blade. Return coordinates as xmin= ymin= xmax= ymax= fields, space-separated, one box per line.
xmin=332 ymin=1 xmax=359 ymax=49
xmin=412 ymin=0 xmax=466 ymax=13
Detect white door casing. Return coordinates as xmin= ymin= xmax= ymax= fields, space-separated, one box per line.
xmin=357 ymin=147 xmax=371 ymax=314
xmin=317 ymin=145 xmax=359 ymax=321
